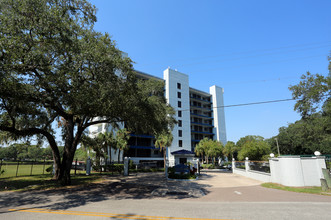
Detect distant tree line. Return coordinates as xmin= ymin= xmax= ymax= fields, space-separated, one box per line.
xmin=222 ymin=136 xmax=271 ymax=161
xmin=0 ymin=143 xmax=87 ymax=161
xmin=227 ymin=56 xmax=331 ymax=160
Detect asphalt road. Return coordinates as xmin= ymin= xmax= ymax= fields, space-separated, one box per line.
xmin=1 ymin=172 xmax=331 ymax=220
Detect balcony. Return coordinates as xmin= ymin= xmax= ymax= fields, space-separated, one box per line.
xmin=190 ymin=105 xmax=213 ymax=111
xmin=191 ymin=139 xmax=201 ymax=142
xmin=191 ymin=121 xmax=213 ymax=127
xmin=190 ymin=96 xmax=212 ymax=103
xmin=190 ymin=113 xmax=213 ymax=119
xmin=129 ymin=145 xmax=156 ymax=150
xmin=191 ymin=130 xmax=214 ymax=135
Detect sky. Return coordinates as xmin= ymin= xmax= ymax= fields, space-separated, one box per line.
xmin=89 ymin=0 xmax=331 ymax=143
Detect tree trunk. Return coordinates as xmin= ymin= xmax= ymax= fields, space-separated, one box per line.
xmin=60 ymin=151 xmax=75 ymax=185
xmin=58 ymin=118 xmax=76 ymax=185
xmin=44 ymin=132 xmax=61 ymax=180
xmin=118 ymin=149 xmax=120 ymax=163
xmin=52 ymin=152 xmax=61 ymax=180
xmin=163 ymin=147 xmax=166 ymax=171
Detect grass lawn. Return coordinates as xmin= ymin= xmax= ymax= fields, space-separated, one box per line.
xmin=261 ymin=182 xmax=331 ymax=196
xmin=0 ymin=163 xmax=86 ymax=178
xmin=0 ymin=174 xmax=104 ymax=192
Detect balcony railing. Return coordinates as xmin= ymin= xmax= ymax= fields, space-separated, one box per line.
xmin=190 ymin=105 xmax=212 ymax=111
xmin=191 ymin=121 xmax=213 ymax=127
xmin=190 ymin=113 xmax=213 ymax=118
xmin=191 ymin=130 xmax=214 ymax=135
xmin=190 ymin=96 xmax=212 ymax=103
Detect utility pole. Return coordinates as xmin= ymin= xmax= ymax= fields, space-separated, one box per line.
xmin=275 ymin=138 xmax=280 ymax=156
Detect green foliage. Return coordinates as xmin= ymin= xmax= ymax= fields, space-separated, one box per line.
xmin=289 ymin=72 xmax=330 ymax=118
xmin=261 ymin=183 xmax=328 ymax=195
xmin=270 ymin=59 xmax=331 ymax=155
xmin=42 ymin=147 xmax=54 ymax=159
xmin=0 ymin=174 xmax=102 ymax=192
xmin=269 ymin=113 xmax=331 ymax=155
xmin=129 ymin=160 xmax=135 ymax=169
xmin=195 ymin=138 xmax=223 ymax=164
xmin=74 ymin=147 xmax=88 ymax=161
xmin=236 ymin=135 xmax=264 ymax=149
xmin=115 ymin=128 xmax=130 ymax=162
xmin=168 ymin=173 xmax=197 ymax=179
xmin=155 ymin=131 xmax=174 ymax=151
xmin=237 ymin=136 xmax=271 ymax=161
xmin=0 ymin=0 xmax=175 ymax=185
xmin=107 ymin=164 xmax=124 ymax=174
xmin=223 ymin=141 xmax=237 ymax=160
xmin=155 ymin=130 xmax=173 ymax=171
xmin=200 ymin=164 xmax=215 ymax=169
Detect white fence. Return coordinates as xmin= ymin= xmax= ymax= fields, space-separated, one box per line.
xmin=232 ymin=156 xmax=326 ymax=187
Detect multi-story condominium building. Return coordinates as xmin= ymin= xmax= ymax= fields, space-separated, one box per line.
xmin=88 ymin=67 xmax=226 ymax=167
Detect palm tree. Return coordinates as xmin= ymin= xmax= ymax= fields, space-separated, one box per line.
xmin=208 ymin=140 xmax=223 ymax=165
xmin=99 ymin=131 xmax=115 ymax=164
xmin=155 ymin=130 xmax=173 ymax=171
xmin=194 ymin=143 xmax=204 ymax=162
xmin=115 ymin=128 xmax=130 ymax=163
xmin=195 ymin=138 xmax=209 ymax=164
xmin=81 ymin=134 xmax=103 ymax=170
xmin=223 ymin=141 xmax=236 ymax=160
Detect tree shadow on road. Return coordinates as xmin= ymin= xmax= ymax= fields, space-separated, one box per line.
xmin=0 ymin=172 xmax=215 ymax=213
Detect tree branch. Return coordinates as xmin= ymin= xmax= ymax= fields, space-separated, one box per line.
xmin=83 ymin=118 xmax=125 ymax=129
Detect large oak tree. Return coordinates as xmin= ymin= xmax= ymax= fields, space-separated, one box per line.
xmin=0 ymin=0 xmax=175 ymax=184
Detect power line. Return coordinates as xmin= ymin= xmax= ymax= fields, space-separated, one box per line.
xmin=216 ymin=98 xmax=296 ymax=108
xmin=179 ymin=98 xmax=296 ymax=112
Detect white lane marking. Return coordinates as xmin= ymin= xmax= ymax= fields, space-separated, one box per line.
xmin=234 ymin=191 xmax=242 ymax=195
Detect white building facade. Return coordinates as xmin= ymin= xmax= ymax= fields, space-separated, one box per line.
xmin=89 ymin=67 xmax=227 ymax=167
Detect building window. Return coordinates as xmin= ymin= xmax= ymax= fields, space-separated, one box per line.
xmin=178 ymin=130 xmax=182 ymax=137
xmin=177 ymin=92 xmax=181 ymax=99
xmin=178 ymin=101 xmax=181 ymax=108
xmin=178 ymin=120 xmax=182 ymax=127
xmin=178 ymin=111 xmax=182 ymax=117
xmin=179 ymin=140 xmax=182 ymax=147
xmin=177 ymin=83 xmax=181 ymax=89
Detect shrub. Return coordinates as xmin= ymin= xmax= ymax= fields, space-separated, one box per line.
xmin=168 ymin=173 xmax=196 ymax=179
xmin=129 ymin=160 xmax=135 ymax=169
xmin=168 ymin=166 xmax=175 ymax=175
xmin=201 ymin=164 xmax=215 ymax=169
xmin=107 ymin=164 xmax=124 ymax=174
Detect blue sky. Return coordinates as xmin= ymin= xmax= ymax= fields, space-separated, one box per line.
xmin=90 ymin=0 xmax=331 ymax=143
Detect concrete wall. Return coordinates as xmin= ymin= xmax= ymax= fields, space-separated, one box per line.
xmin=209 ymin=85 xmax=227 ymax=145
xmin=164 ymin=68 xmax=191 ymax=166
xmin=233 ymin=156 xmax=327 ymax=187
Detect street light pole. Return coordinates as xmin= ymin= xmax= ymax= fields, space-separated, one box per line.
xmin=275 ymin=138 xmax=280 ymax=156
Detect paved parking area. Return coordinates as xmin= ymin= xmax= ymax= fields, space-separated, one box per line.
xmin=1 ymin=172 xmax=331 ymax=220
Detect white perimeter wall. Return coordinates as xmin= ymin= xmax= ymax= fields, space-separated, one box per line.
xmin=233 ymin=156 xmax=327 ymax=187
